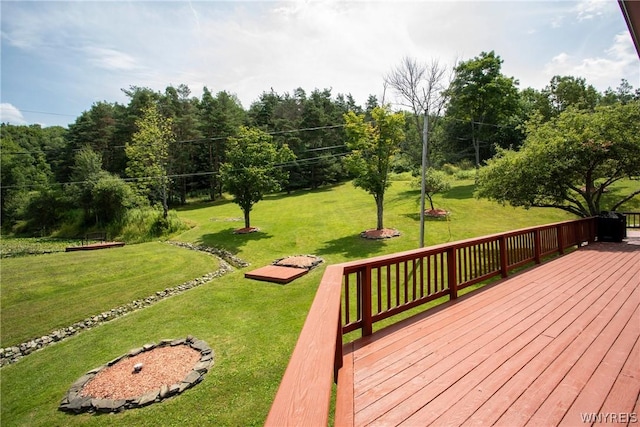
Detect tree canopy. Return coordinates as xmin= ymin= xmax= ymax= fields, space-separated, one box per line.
xmin=343 ymin=106 xmax=405 ymax=230
xmin=220 ymin=126 xmax=295 ymax=229
xmin=476 ymin=101 xmax=640 ymax=217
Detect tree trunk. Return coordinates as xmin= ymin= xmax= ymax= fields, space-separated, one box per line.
xmin=243 ymin=209 xmax=251 ymax=229
xmin=376 ymin=194 xmax=384 ymax=230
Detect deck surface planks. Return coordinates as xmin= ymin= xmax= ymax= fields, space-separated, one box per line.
xmin=341 ymin=241 xmax=640 ymax=426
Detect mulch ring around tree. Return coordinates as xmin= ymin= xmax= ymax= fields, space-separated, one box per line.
xmin=59 ymin=336 xmax=213 ymax=414
xmin=233 ymin=227 xmax=260 ymax=234
xmin=425 ymin=208 xmax=450 ymax=219
xmin=360 ymin=228 xmax=401 ymax=240
xmin=272 ymin=254 xmax=324 ymax=270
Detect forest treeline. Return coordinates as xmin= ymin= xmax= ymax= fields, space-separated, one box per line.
xmin=2 ymin=50 xmax=638 ymax=236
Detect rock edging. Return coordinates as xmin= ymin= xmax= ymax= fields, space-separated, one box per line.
xmin=0 ymin=243 xmax=246 ymax=367
xmin=58 ymin=336 xmax=213 ymax=414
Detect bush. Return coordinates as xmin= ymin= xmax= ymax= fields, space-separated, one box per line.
xmin=115 ymin=207 xmax=189 ymax=243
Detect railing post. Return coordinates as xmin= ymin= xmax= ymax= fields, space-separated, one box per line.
xmin=334 ymin=309 xmax=343 ymax=383
xmin=557 ymin=224 xmax=565 ymax=255
xmin=447 ymin=247 xmax=458 ymax=300
xmin=534 ymin=229 xmax=542 ymax=264
xmin=362 ymin=266 xmax=373 ymax=337
xmin=499 ymin=236 xmax=508 ymax=278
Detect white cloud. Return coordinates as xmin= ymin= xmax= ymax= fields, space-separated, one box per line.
xmin=84 ymin=47 xmax=140 ymax=72
xmin=543 ymin=32 xmax=638 ymax=90
xmin=0 ymin=103 xmax=27 ymax=125
xmin=574 ymin=0 xmax=609 ymax=21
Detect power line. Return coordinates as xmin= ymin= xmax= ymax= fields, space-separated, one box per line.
xmin=0 ymin=151 xmax=352 ymax=190
xmin=1 ymin=122 xmax=349 ymax=156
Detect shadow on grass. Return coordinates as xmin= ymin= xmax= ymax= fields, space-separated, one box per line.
xmin=402 ymin=212 xmax=452 ymax=222
xmin=174 ymin=197 xmax=233 ymax=212
xmin=316 ymin=234 xmax=390 ymax=259
xmin=197 ymin=227 xmax=273 ymax=255
xmin=264 ymin=184 xmax=340 ymax=201
xmin=443 ymin=184 xmax=476 ymax=200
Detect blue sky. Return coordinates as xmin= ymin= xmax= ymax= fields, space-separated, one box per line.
xmin=1 ymin=0 xmax=638 ymax=128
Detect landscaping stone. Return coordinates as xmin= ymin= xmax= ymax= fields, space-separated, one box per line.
xmin=58 ymin=337 xmax=214 ymax=414
xmin=0 ymin=243 xmax=244 ymax=367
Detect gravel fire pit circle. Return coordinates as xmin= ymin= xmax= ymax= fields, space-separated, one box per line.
xmin=59 ymin=336 xmax=213 ymax=414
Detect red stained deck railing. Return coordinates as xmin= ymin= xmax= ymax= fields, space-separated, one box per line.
xmin=266 ymin=218 xmax=599 ymax=426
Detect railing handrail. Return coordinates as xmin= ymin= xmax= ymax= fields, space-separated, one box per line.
xmin=266 ymin=217 xmax=599 ymax=426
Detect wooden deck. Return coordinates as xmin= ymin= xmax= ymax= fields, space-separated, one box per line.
xmin=340 ymin=240 xmax=639 ymax=426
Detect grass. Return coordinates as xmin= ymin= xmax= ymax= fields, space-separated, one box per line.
xmin=0 ymin=177 xmax=614 ymax=426
xmin=0 ymin=242 xmax=219 ymax=347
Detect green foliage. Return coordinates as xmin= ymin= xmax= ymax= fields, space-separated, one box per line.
xmin=125 ymin=104 xmax=175 ymax=218
xmin=91 ymin=173 xmax=136 ymax=224
xmin=413 ymin=168 xmax=452 ymax=210
xmin=441 ymin=51 xmax=523 ymax=166
xmin=115 ymin=207 xmax=189 ymax=243
xmin=220 ymin=126 xmax=295 ymax=228
xmin=343 ymin=106 xmax=405 ymax=230
xmin=477 ymin=102 xmax=640 ymax=217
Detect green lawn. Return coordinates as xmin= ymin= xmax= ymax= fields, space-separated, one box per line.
xmin=0 ymin=178 xmax=599 ymax=426
xmin=0 ymin=242 xmax=219 ymax=347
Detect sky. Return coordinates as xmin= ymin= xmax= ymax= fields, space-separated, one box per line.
xmin=1 ymin=0 xmax=638 ymax=128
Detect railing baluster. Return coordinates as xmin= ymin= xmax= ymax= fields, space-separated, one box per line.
xmin=363 ymin=266 xmax=372 ymax=336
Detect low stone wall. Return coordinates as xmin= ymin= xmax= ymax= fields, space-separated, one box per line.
xmin=0 ymin=243 xmax=247 ymax=367
xmin=59 ymin=336 xmax=213 ymax=413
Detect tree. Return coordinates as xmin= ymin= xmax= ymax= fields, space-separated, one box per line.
xmin=385 ymin=56 xmax=449 ymax=168
xmin=125 ymin=105 xmax=174 ymax=219
xmin=220 ymin=126 xmax=294 ymax=229
xmin=443 ymin=51 xmax=521 ymax=167
xmin=422 ymin=168 xmax=451 ymax=211
xmin=69 ymin=146 xmax=104 ymax=222
xmin=476 ymin=102 xmax=640 ymax=217
xmin=91 ymin=173 xmax=135 ymax=224
xmin=343 ymin=106 xmax=405 ymax=230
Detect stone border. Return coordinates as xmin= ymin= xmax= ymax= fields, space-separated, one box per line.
xmin=167 ymin=241 xmax=249 ymax=268
xmin=58 ymin=336 xmax=213 ymax=414
xmin=0 ymin=243 xmax=247 ymax=367
xmin=272 ymin=255 xmax=324 ymax=270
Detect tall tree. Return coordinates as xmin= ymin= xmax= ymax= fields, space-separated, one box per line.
xmin=343 ymin=106 xmax=405 ymax=230
xmin=160 ymin=84 xmax=202 ymax=204
xmin=443 ymin=51 xmax=521 ymax=167
xmin=125 ymin=105 xmax=174 ymax=219
xmin=220 ymin=126 xmax=294 ymax=229
xmin=385 ymin=56 xmax=449 ymax=168
xmin=477 ymin=102 xmax=640 ymax=217
xmin=199 ymin=88 xmax=246 ymax=199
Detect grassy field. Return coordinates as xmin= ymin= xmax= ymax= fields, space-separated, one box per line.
xmin=0 ymin=177 xmax=617 ymax=426
xmin=0 ymin=242 xmax=219 ymax=348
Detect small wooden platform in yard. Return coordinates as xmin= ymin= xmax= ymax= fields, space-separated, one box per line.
xmin=65 ymin=241 xmax=125 ymax=252
xmin=339 ymin=241 xmax=639 ymax=426
xmin=245 ymin=265 xmax=308 ymax=284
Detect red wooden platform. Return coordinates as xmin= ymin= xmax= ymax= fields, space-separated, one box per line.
xmin=65 ymin=241 xmax=125 ymax=252
xmin=340 ymin=241 xmax=639 ymax=426
xmin=244 ymin=265 xmax=308 ymax=284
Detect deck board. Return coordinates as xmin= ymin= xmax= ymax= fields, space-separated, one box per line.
xmin=341 ymin=241 xmax=640 ymax=426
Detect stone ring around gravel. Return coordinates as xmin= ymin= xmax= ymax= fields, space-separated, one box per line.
xmin=59 ymin=336 xmax=213 ymax=414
